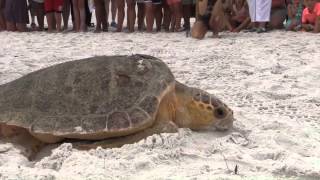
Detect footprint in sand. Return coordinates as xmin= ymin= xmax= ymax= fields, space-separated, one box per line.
xmin=274 ymin=133 xmax=315 ymax=158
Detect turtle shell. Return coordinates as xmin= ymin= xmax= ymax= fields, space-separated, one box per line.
xmin=0 ymin=55 xmax=175 ymax=138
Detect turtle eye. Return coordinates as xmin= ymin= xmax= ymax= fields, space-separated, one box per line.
xmin=214 ymin=107 xmax=227 ymax=119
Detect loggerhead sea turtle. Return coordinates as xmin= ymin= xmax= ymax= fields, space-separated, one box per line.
xmin=0 ymin=55 xmax=234 ymax=159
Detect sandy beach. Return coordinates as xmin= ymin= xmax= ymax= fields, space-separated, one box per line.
xmin=0 ymin=30 xmax=319 ymax=180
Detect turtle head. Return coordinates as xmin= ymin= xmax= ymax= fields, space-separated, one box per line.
xmin=175 ymin=82 xmax=234 ymax=131
xmin=188 ymin=90 xmax=234 ymax=131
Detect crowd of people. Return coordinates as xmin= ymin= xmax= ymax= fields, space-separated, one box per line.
xmin=0 ymin=0 xmax=319 ymax=37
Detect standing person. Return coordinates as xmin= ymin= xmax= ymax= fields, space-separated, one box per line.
xmin=145 ymin=1 xmax=154 ymax=32
xmin=162 ymin=0 xmax=171 ymax=31
xmin=29 ymin=0 xmax=45 ymax=31
xmin=137 ymin=1 xmax=145 ymax=31
xmin=29 ymin=0 xmax=36 ymax=30
xmin=110 ymin=0 xmax=117 ymax=27
xmin=126 ymin=0 xmax=145 ymax=32
xmin=127 ymin=0 xmax=135 ymax=32
xmin=4 ymin=0 xmax=29 ymax=32
xmin=85 ymin=0 xmax=93 ymax=27
xmin=247 ymin=0 xmax=272 ymax=33
xmin=63 ymin=0 xmax=73 ymax=31
xmin=45 ymin=0 xmax=63 ymax=32
xmin=167 ymin=0 xmax=183 ymax=32
xmin=72 ymin=0 xmax=86 ymax=32
xmin=153 ymin=0 xmax=163 ymax=32
xmin=182 ymin=0 xmax=195 ymax=31
xmin=116 ymin=0 xmax=125 ymax=31
xmin=117 ymin=0 xmax=145 ymax=32
xmin=94 ymin=0 xmax=108 ymax=32
xmin=0 ymin=0 xmax=6 ymax=31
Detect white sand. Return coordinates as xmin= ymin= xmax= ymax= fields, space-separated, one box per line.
xmin=0 ymin=30 xmax=319 ymax=180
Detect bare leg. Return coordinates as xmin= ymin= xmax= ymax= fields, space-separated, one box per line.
xmin=94 ymin=0 xmax=103 ymax=32
xmin=72 ymin=0 xmax=80 ymax=31
xmin=6 ymin=22 xmax=16 ymax=31
xmin=169 ymin=4 xmax=176 ymax=32
xmin=137 ymin=3 xmax=145 ymax=31
xmin=183 ymin=4 xmax=192 ymax=30
xmin=79 ymin=0 xmax=87 ymax=31
xmin=55 ymin=12 xmax=62 ymax=32
xmin=63 ymin=0 xmax=71 ymax=30
xmin=314 ymin=16 xmax=320 ymax=33
xmin=30 ymin=2 xmax=36 ymax=30
xmin=111 ymin=0 xmax=117 ymax=24
xmin=163 ymin=2 xmax=171 ymax=32
xmin=154 ymin=4 xmax=163 ymax=32
xmin=145 ymin=2 xmax=154 ymax=32
xmin=104 ymin=0 xmax=110 ymax=31
xmin=36 ymin=3 xmax=45 ymax=31
xmin=16 ymin=23 xmax=28 ymax=32
xmin=116 ymin=0 xmax=125 ymax=32
xmin=0 ymin=3 xmax=6 ymax=30
xmin=174 ymin=2 xmax=182 ymax=31
xmin=0 ymin=16 xmax=5 ymax=30
xmin=46 ymin=12 xmax=55 ymax=32
xmin=191 ymin=20 xmax=208 ymax=39
xmin=126 ymin=0 xmax=136 ymax=32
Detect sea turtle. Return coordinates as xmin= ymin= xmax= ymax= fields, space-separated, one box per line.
xmin=0 ymin=55 xmax=234 ymax=159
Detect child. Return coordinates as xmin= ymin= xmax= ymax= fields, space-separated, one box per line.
xmin=29 ymin=0 xmax=45 ymax=31
xmin=285 ymin=0 xmax=304 ymax=31
xmin=301 ymin=0 xmax=320 ymax=32
xmin=229 ymin=0 xmax=250 ymax=32
xmin=0 ymin=0 xmax=6 ymax=31
xmin=72 ymin=0 xmax=86 ymax=32
xmin=44 ymin=0 xmax=63 ymax=32
xmin=4 ymin=0 xmax=29 ymax=32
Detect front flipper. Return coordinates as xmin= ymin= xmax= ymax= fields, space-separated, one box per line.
xmin=0 ymin=123 xmax=45 ymax=160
